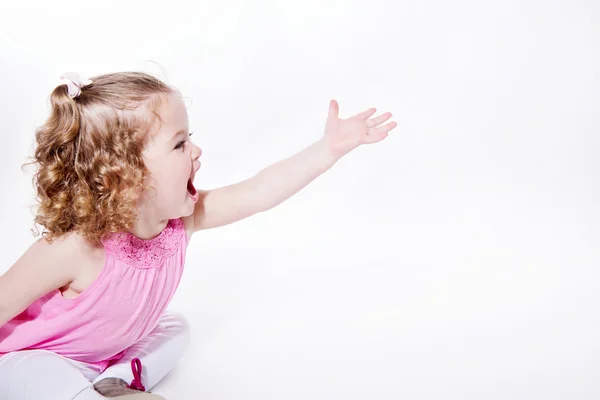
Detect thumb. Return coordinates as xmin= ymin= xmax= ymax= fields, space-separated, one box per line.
xmin=328 ymin=99 xmax=339 ymax=120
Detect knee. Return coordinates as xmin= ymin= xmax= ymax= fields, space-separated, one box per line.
xmin=162 ymin=311 xmax=190 ymax=332
xmin=16 ymin=351 xmax=80 ymax=376
xmin=161 ymin=312 xmax=191 ymax=344
xmin=1 ymin=351 xmax=93 ymax=398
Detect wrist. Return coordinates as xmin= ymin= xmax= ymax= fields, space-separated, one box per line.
xmin=316 ymin=136 xmax=351 ymax=165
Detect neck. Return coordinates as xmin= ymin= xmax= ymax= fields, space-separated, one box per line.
xmin=128 ymin=214 xmax=169 ymax=240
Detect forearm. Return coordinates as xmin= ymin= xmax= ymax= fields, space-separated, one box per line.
xmin=193 ymin=138 xmax=340 ymax=230
xmin=248 ymin=137 xmax=339 ymax=212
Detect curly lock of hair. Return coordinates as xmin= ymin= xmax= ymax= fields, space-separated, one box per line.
xmin=26 ymin=72 xmax=176 ymax=246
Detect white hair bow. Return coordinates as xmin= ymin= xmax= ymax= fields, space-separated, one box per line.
xmin=60 ymin=72 xmax=93 ymax=98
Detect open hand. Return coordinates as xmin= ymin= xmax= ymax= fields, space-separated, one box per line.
xmin=323 ymin=99 xmax=397 ymax=157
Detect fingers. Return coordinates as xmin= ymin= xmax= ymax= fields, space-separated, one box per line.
xmin=328 ymin=100 xmax=339 ymax=119
xmin=356 ymin=107 xmax=377 ymax=120
xmin=364 ymin=121 xmax=397 ymax=144
xmin=369 ymin=121 xmax=397 ymax=135
xmin=366 ymin=112 xmax=393 ymax=128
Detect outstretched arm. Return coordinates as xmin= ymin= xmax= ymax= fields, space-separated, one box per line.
xmin=192 ymin=100 xmax=397 ymax=231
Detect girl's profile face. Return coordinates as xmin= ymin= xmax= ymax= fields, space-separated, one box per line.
xmin=139 ymin=92 xmax=202 ymax=221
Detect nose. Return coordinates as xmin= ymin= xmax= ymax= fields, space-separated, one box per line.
xmin=192 ymin=143 xmax=202 ymax=160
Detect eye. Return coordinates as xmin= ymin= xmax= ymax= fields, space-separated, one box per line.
xmin=174 ymin=140 xmax=186 ymax=150
xmin=174 ymin=132 xmax=194 ymax=151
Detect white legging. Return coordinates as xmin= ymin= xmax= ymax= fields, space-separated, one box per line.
xmin=0 ymin=312 xmax=190 ymax=400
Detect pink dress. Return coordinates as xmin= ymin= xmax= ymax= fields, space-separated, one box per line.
xmin=0 ymin=218 xmax=189 ymax=373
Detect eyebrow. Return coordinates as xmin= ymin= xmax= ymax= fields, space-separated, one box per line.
xmin=170 ymin=130 xmax=187 ymax=141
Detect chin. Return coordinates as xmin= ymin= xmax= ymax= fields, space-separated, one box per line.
xmin=180 ymin=202 xmax=196 ymax=218
xmin=181 ymin=208 xmax=194 ymax=218
xmin=164 ymin=204 xmax=194 ymax=221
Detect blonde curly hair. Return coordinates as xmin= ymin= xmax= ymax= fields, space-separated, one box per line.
xmin=29 ymin=72 xmax=175 ymax=246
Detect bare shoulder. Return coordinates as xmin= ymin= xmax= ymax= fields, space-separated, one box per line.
xmin=29 ymin=231 xmax=93 ymax=264
xmin=15 ymin=231 xmax=101 ymax=286
xmin=0 ymin=231 xmax=96 ymax=325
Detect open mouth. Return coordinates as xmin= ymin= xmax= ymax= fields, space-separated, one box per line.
xmin=187 ymin=161 xmax=201 ymax=202
xmin=187 ymin=177 xmax=197 ymax=196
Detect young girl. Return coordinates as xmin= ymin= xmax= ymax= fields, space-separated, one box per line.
xmin=0 ymin=71 xmax=396 ymax=400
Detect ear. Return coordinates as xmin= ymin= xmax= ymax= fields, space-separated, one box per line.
xmin=128 ymin=185 xmax=144 ymax=201
xmin=126 ymin=170 xmax=146 ymax=201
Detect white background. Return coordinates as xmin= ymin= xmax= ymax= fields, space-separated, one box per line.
xmin=1 ymin=0 xmax=599 ymax=399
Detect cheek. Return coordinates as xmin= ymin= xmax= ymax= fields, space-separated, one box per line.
xmin=143 ymin=154 xmax=189 ymax=196
xmin=164 ymin=160 xmax=190 ymax=191
xmin=143 ymin=170 xmax=174 ymax=195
